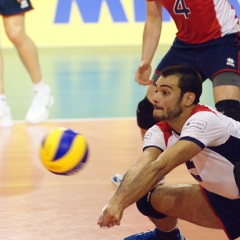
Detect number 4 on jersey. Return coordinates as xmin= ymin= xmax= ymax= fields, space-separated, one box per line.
xmin=174 ymin=0 xmax=191 ymax=19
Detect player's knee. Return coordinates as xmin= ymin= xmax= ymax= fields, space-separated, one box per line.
xmin=215 ymin=100 xmax=240 ymax=122
xmin=213 ymin=72 xmax=240 ymax=88
xmin=136 ymin=188 xmax=167 ymax=219
xmin=213 ymin=72 xmax=240 ymax=121
xmin=137 ymin=97 xmax=157 ymax=129
xmin=5 ymin=27 xmax=24 ymax=45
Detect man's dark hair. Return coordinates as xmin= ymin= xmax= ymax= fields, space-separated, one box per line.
xmin=161 ymin=65 xmax=203 ymax=104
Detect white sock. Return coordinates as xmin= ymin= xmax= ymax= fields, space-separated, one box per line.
xmin=159 ymin=223 xmax=178 ymax=233
xmin=33 ymin=79 xmax=45 ymax=92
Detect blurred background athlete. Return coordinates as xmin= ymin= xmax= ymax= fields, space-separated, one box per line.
xmin=0 ymin=0 xmax=54 ymax=127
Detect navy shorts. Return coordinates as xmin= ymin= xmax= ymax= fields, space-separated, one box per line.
xmin=200 ymin=185 xmax=240 ymax=239
xmin=155 ymin=33 xmax=240 ymax=83
xmin=0 ymin=0 xmax=33 ymax=16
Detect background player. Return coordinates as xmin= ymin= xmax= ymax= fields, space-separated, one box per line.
xmin=98 ymin=65 xmax=240 ymax=240
xmin=111 ymin=0 xmax=240 ymax=186
xmin=0 ymin=0 xmax=54 ymax=127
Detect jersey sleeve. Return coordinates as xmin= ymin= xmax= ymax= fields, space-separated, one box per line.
xmin=180 ymin=111 xmax=230 ymax=148
xmin=143 ymin=125 xmax=168 ymax=151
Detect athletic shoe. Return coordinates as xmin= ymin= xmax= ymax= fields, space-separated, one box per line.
xmin=0 ymin=107 xmax=14 ymax=127
xmin=124 ymin=228 xmax=186 ymax=240
xmin=111 ymin=173 xmax=165 ymax=187
xmin=25 ymin=84 xmax=54 ymax=124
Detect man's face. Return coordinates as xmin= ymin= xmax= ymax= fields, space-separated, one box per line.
xmin=153 ymin=75 xmax=183 ymax=122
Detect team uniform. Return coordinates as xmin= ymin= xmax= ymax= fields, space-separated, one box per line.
xmin=143 ymin=105 xmax=240 ymax=239
xmin=147 ymin=0 xmax=240 ymax=82
xmin=0 ymin=0 xmax=33 ymax=16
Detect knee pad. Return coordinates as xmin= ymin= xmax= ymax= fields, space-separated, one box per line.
xmin=215 ymin=100 xmax=240 ymax=122
xmin=136 ymin=188 xmax=167 ymax=219
xmin=213 ymin=72 xmax=240 ymax=87
xmin=137 ymin=97 xmax=157 ymax=129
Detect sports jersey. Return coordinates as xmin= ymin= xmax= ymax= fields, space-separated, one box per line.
xmin=147 ymin=0 xmax=239 ymax=43
xmin=143 ymin=104 xmax=240 ymax=199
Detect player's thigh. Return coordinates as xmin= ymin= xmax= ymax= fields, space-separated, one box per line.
xmin=195 ymin=33 xmax=240 ymax=80
xmin=150 ymin=184 xmax=222 ymax=229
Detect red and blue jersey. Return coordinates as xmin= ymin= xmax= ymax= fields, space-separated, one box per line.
xmin=147 ymin=0 xmax=239 ymax=43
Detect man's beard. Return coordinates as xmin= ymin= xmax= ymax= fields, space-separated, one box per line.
xmin=153 ymin=100 xmax=183 ymax=122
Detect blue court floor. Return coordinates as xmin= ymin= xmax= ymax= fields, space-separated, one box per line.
xmin=3 ymin=46 xmax=214 ymax=122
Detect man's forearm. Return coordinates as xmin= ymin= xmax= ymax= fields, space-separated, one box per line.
xmin=113 ymin=161 xmax=163 ymax=210
xmin=141 ymin=21 xmax=161 ymax=64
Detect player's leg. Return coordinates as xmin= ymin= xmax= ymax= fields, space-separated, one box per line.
xmin=0 ymin=50 xmax=13 ymax=127
xmin=3 ymin=13 xmax=42 ymax=85
xmin=150 ymin=184 xmax=222 ymax=228
xmin=0 ymin=2 xmax=15 ymax=127
xmin=124 ymin=184 xmax=224 ymax=240
xmin=196 ymin=32 xmax=240 ymax=122
xmin=3 ymin=3 xmax=54 ymax=124
xmin=213 ymin=72 xmax=240 ymax=121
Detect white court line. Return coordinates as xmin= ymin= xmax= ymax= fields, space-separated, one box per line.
xmin=14 ymin=117 xmax=136 ymax=124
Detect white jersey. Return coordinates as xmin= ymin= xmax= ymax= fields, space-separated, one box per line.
xmin=143 ymin=105 xmax=240 ymax=199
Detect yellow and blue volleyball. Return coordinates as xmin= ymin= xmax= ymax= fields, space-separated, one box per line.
xmin=40 ymin=128 xmax=88 ymax=175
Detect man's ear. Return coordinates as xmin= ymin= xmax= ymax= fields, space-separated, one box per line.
xmin=183 ymin=92 xmax=195 ymax=107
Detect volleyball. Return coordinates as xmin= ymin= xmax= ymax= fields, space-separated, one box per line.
xmin=40 ymin=128 xmax=88 ymax=175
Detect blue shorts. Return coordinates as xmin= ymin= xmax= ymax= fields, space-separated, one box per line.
xmin=0 ymin=0 xmax=33 ymax=16
xmin=155 ymin=33 xmax=240 ymax=83
xmin=200 ymin=185 xmax=240 ymax=239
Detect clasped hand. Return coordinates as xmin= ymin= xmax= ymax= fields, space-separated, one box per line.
xmin=97 ymin=203 xmax=123 ymax=229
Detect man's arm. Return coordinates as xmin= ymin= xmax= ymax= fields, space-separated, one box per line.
xmin=97 ymin=147 xmax=161 ymax=227
xmin=115 ymin=147 xmax=162 ymax=191
xmin=98 ymin=140 xmax=202 ymax=228
xmin=135 ymin=0 xmax=163 ymax=86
